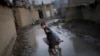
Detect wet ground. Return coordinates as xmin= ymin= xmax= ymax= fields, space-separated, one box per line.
xmin=32 ymin=19 xmax=100 ymax=56
xmin=13 ymin=19 xmax=100 ymax=56
xmin=63 ymin=19 xmax=100 ymax=46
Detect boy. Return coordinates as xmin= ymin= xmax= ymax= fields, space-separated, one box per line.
xmin=40 ymin=22 xmax=58 ymax=55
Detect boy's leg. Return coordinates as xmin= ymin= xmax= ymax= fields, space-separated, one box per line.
xmin=51 ymin=48 xmax=56 ymax=55
xmin=51 ymin=45 xmax=59 ymax=55
xmin=48 ymin=48 xmax=52 ymax=56
xmin=50 ymin=45 xmax=57 ymax=55
xmin=49 ymin=44 xmax=56 ymax=56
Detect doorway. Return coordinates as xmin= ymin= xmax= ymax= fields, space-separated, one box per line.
xmin=38 ymin=9 xmax=43 ymax=19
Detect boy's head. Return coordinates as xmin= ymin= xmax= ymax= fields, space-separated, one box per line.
xmin=40 ymin=22 xmax=46 ymax=29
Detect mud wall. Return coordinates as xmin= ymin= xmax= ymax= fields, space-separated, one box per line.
xmin=65 ymin=6 xmax=83 ymax=21
xmin=68 ymin=0 xmax=95 ymax=7
xmin=81 ymin=2 xmax=100 ymax=23
xmin=15 ymin=8 xmax=34 ymax=28
xmin=42 ymin=4 xmax=54 ymax=19
xmin=49 ymin=4 xmax=55 ymax=17
xmin=32 ymin=9 xmax=39 ymax=22
xmin=0 ymin=5 xmax=17 ymax=56
xmin=66 ymin=0 xmax=100 ymax=23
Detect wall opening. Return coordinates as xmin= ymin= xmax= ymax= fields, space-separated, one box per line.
xmin=38 ymin=9 xmax=43 ymax=19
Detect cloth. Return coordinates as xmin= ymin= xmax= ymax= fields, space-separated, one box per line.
xmin=52 ymin=32 xmax=60 ymax=41
xmin=43 ymin=27 xmax=57 ymax=48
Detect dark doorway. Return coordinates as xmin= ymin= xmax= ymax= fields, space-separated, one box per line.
xmin=38 ymin=9 xmax=43 ymax=19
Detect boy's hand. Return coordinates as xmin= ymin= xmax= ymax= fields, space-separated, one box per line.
xmin=45 ymin=29 xmax=50 ymax=32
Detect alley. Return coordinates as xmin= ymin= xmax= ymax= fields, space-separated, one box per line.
xmin=32 ymin=19 xmax=100 ymax=56
xmin=1 ymin=0 xmax=100 ymax=56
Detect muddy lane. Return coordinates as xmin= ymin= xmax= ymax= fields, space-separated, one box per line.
xmin=32 ymin=19 xmax=100 ymax=56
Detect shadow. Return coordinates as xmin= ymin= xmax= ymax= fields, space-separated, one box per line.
xmin=72 ymin=38 xmax=100 ymax=56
